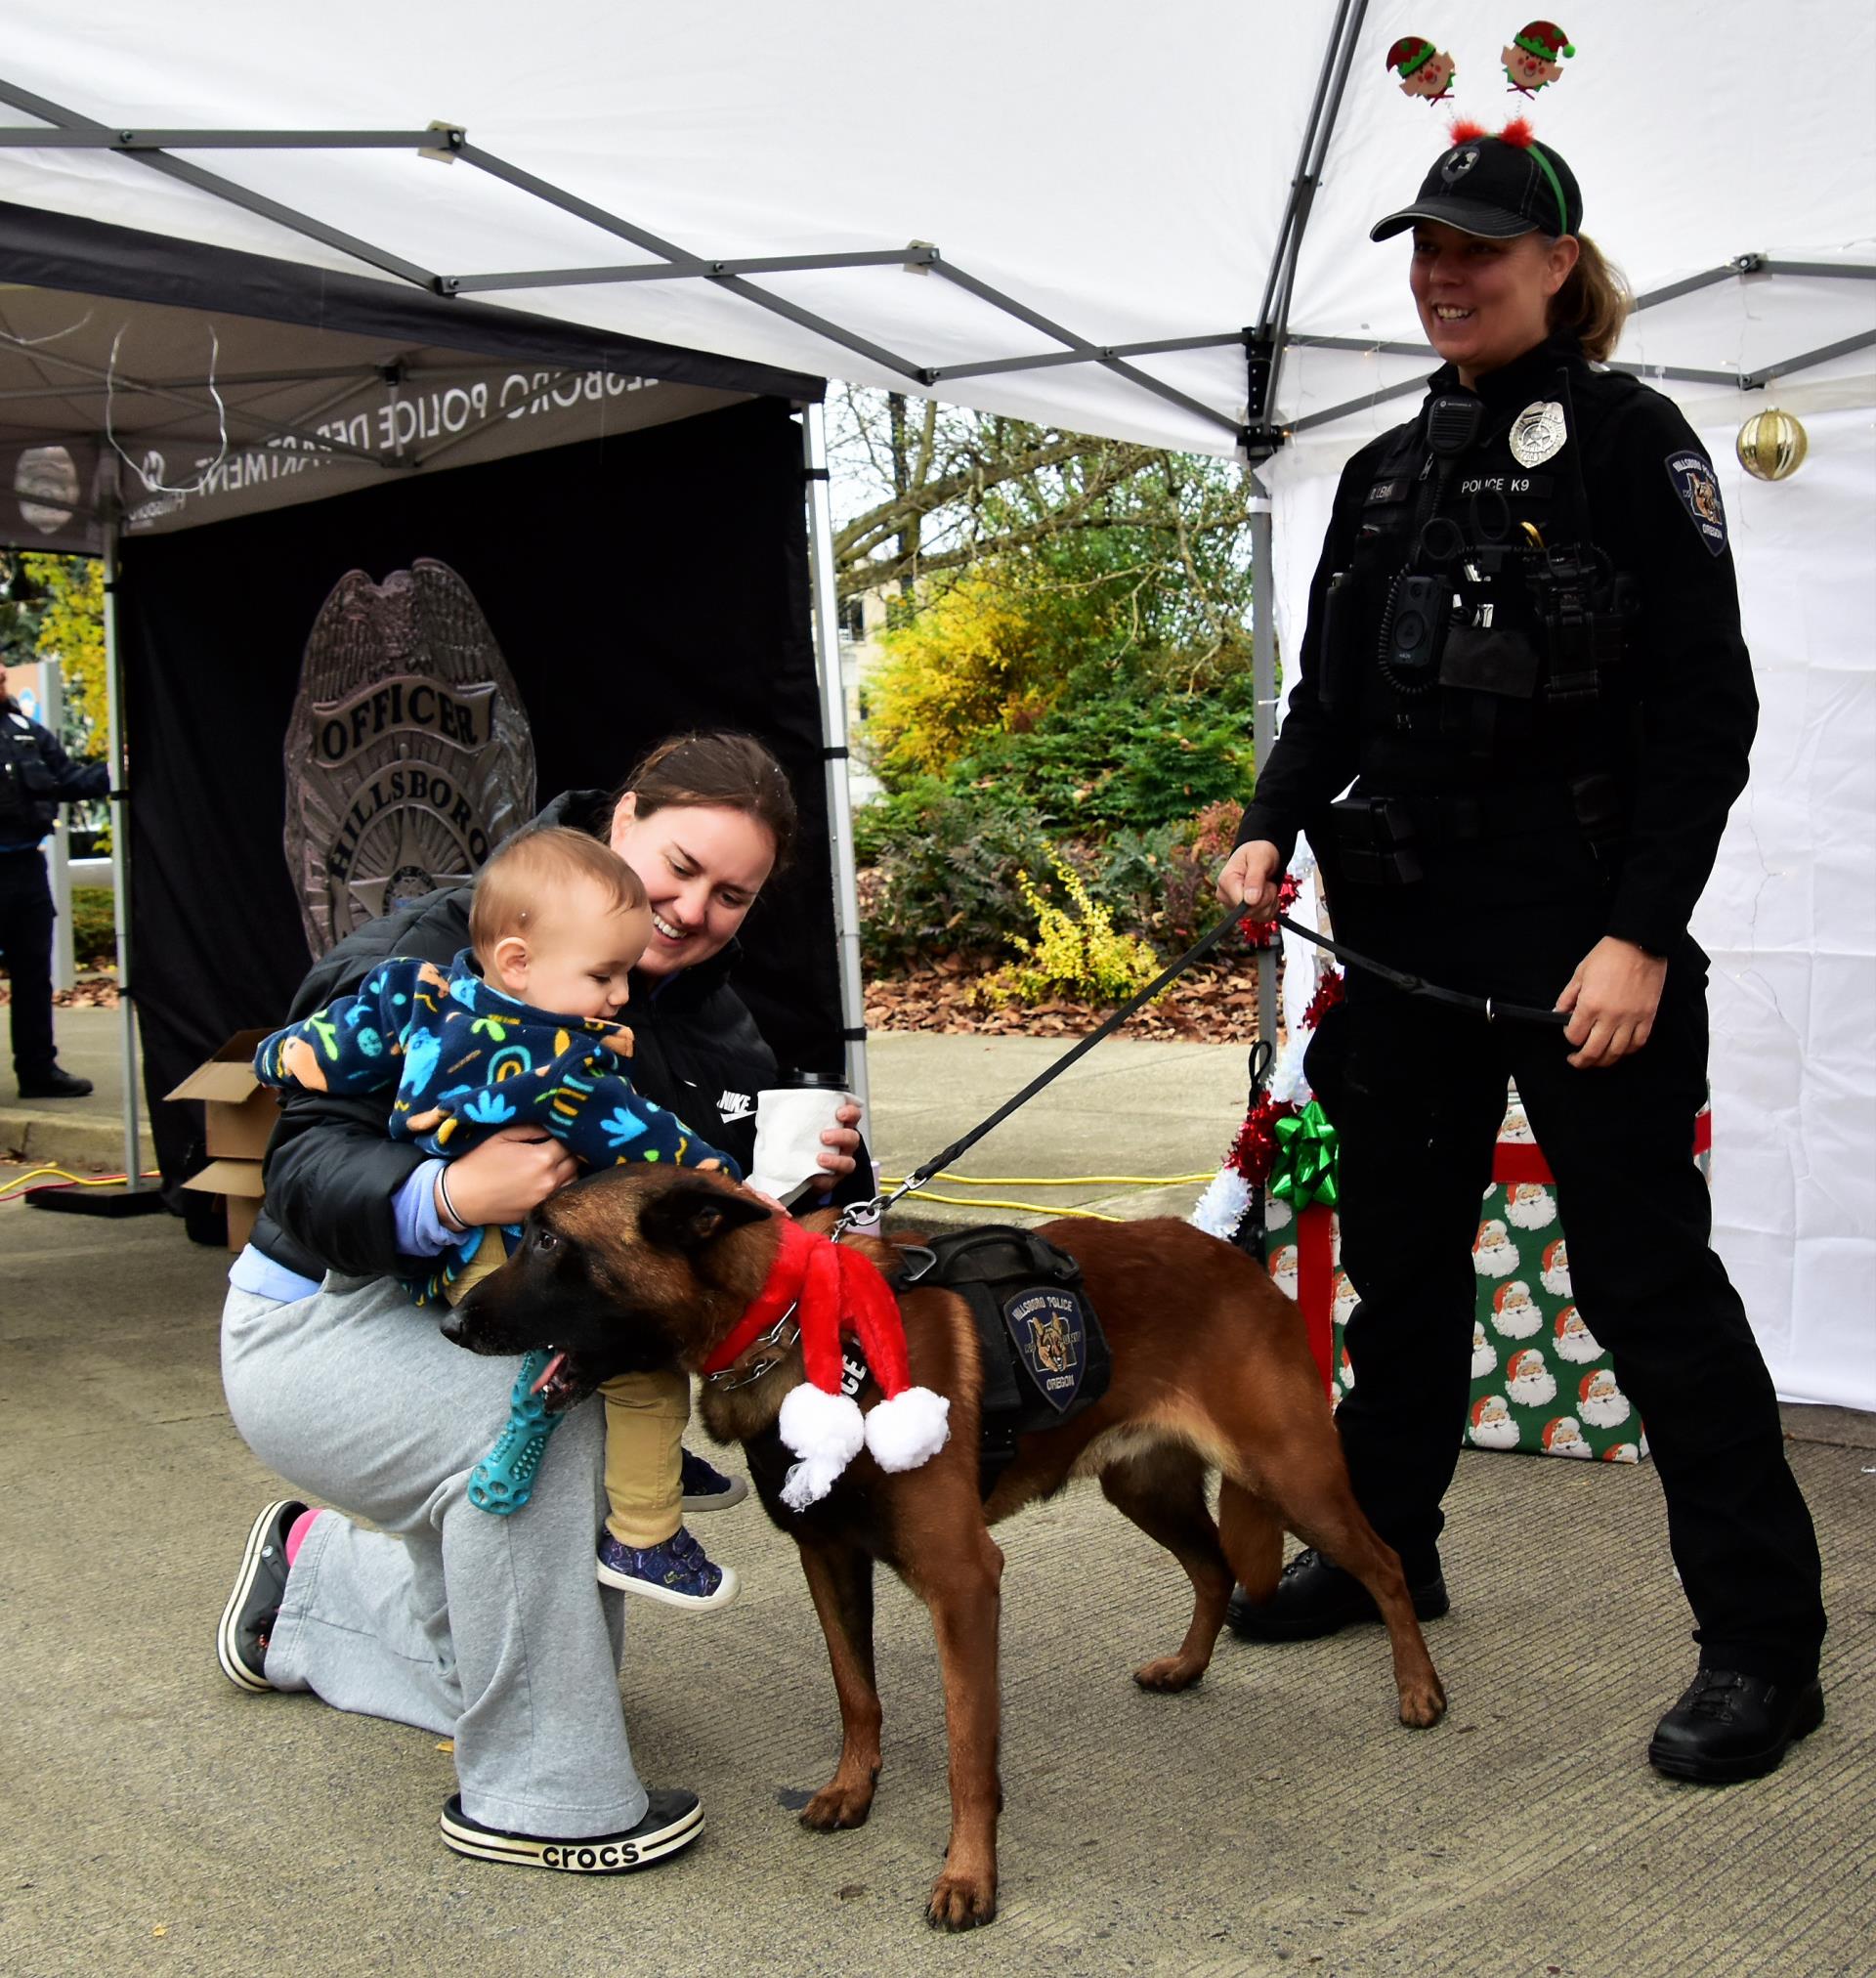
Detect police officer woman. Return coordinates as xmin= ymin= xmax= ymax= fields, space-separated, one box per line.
xmin=1217 ymin=128 xmax=1826 ymax=1782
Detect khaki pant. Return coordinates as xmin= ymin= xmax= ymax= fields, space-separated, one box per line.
xmin=597 ymin=1369 xmax=690 ymax=1548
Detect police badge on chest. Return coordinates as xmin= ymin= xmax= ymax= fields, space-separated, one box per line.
xmin=1510 ymin=400 xmax=1567 ymax=468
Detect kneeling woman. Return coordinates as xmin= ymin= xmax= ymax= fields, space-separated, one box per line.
xmin=219 ymin=731 xmax=866 ymax=1870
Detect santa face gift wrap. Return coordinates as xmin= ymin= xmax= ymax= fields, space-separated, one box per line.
xmin=1265 ymin=1095 xmax=1711 ymax=1462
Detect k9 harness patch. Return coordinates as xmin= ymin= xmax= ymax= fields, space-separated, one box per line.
xmin=910 ymin=1224 xmax=1113 ymax=1496
xmin=1002 ymin=1286 xmax=1090 ymax=1411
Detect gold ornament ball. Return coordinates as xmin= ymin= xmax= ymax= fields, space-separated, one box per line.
xmin=1736 ymin=408 xmax=1809 ymax=482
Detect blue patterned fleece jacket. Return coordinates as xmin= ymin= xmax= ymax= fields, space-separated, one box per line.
xmin=253 ymin=949 xmax=741 ymax=1303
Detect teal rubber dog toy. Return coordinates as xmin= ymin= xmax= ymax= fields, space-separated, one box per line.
xmin=468 ymin=1349 xmax=566 ymax=1515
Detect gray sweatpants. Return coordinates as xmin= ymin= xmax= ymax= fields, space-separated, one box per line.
xmin=221 ymin=1273 xmax=649 ymax=1838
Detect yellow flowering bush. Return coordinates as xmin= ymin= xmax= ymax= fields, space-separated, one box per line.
xmin=979 ymin=850 xmax=1162 ymax=1009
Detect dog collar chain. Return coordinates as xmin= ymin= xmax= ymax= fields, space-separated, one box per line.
xmin=704 ymin=1302 xmax=801 ymax=1391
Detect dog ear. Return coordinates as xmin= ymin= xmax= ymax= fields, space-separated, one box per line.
xmin=639 ymin=1182 xmax=774 ymax=1255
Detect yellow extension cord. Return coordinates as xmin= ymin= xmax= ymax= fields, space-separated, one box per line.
xmin=876 ymin=1169 xmax=1215 ymax=1223
xmin=0 ymin=1164 xmax=161 ymax=1201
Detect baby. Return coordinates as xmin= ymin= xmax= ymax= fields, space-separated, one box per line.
xmin=254 ymin=826 xmax=749 ymax=1612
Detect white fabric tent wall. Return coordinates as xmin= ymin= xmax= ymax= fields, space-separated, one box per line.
xmin=1263 ymin=391 xmax=1876 ymax=1412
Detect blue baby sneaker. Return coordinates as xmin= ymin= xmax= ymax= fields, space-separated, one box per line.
xmin=679 ymin=1448 xmax=749 ymax=1512
xmin=597 ymin=1526 xmax=740 ymax=1611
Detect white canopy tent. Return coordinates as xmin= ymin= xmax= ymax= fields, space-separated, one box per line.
xmin=0 ymin=0 xmax=1868 ymax=1404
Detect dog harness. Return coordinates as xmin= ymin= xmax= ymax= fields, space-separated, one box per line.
xmin=729 ymin=1224 xmax=1110 ymax=1508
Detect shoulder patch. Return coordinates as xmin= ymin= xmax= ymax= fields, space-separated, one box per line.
xmin=1664 ymin=451 xmax=1727 ymax=556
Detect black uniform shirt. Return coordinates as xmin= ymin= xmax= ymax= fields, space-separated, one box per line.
xmin=1237 ymin=336 xmax=1757 ymax=959
xmin=0 ymin=703 xmax=110 ymax=850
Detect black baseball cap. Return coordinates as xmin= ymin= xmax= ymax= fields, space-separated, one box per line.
xmin=1370 ymin=133 xmax=1583 ymax=242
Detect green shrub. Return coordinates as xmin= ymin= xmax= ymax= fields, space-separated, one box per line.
xmin=935 ymin=662 xmax=1257 ymax=836
xmin=855 ymin=786 xmax=1054 ymax=970
xmin=69 ymin=885 xmax=116 ymax=968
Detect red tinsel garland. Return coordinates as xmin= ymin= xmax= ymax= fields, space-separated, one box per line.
xmin=1300 ymin=969 xmax=1344 ymax=1031
xmin=1239 ymin=872 xmax=1303 ymax=949
xmin=1226 ymin=1093 xmax=1298 ymax=1185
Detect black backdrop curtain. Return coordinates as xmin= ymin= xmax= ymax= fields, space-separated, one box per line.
xmin=121 ymin=395 xmax=839 ymax=1193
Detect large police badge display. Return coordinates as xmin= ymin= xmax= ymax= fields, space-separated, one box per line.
xmin=1002 ymin=1285 xmax=1090 ymax=1412
xmin=282 ymin=559 xmax=535 ymax=956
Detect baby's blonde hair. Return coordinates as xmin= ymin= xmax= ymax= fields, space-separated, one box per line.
xmin=469 ymin=826 xmax=647 ymax=957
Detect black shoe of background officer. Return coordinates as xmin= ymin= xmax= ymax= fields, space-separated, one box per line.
xmin=1226 ymin=1546 xmax=1449 ymax=1642
xmin=17 ymin=1064 xmax=93 ymax=1099
xmin=1648 ymin=1668 xmax=1824 ymax=1784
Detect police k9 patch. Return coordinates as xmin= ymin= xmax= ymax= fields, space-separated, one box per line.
xmin=1665 ymin=451 xmax=1728 ymax=556
xmin=1002 ymin=1287 xmax=1089 ymax=1411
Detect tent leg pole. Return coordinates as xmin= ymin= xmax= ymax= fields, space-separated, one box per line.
xmin=799 ymin=401 xmax=870 ymax=1123
xmin=1250 ymin=475 xmax=1278 ymax=1055
xmin=101 ymin=509 xmax=149 ymax=1195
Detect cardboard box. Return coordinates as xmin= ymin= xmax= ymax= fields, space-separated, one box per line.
xmin=166 ymin=1029 xmax=277 ymax=1250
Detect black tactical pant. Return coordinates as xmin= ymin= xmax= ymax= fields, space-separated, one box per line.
xmin=1308 ymin=866 xmax=1826 ymax=1684
xmin=0 ymin=848 xmax=59 ymax=1084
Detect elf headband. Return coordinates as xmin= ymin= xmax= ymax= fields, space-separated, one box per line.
xmin=1370 ymin=119 xmax=1583 ymax=242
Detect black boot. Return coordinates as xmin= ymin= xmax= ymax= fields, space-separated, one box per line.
xmin=17 ymin=1064 xmax=93 ymax=1099
xmin=1226 ymin=1546 xmax=1449 ymax=1642
xmin=1647 ymin=1669 xmax=1824 ymax=1784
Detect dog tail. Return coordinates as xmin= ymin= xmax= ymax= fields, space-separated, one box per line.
xmin=1216 ymin=1478 xmax=1284 ymax=1606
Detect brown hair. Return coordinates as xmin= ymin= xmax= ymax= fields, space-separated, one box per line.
xmin=1550 ymin=233 xmax=1630 ymax=364
xmin=470 ymin=826 xmax=646 ymax=955
xmin=614 ymin=730 xmax=799 ymax=873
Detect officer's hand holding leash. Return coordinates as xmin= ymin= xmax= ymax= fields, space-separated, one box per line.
xmin=1217 ymin=838 xmax=1284 ymax=919
xmin=1554 ymin=935 xmax=1667 ymax=1070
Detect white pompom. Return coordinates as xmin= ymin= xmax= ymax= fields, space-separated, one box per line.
xmin=779 ymin=1382 xmax=866 ymax=1466
xmin=864 ymin=1387 xmax=951 ymax=1473
xmin=1189 ymin=1166 xmax=1252 ymax=1242
xmin=780 ymin=1453 xmax=849 ymax=1512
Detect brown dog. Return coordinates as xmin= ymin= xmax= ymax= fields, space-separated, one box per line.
xmin=443 ymin=1168 xmax=1446 ymax=1930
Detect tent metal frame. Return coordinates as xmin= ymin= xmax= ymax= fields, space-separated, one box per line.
xmin=4 ymin=46 xmax=1874 ymax=1158
xmin=4 ymin=65 xmax=1870 ymax=453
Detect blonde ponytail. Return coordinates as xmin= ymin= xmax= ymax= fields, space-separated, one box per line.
xmin=1550 ymin=233 xmax=1631 ymax=362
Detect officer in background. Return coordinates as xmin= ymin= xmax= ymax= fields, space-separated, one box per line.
xmin=1217 ymin=129 xmax=1826 ymax=1782
xmin=0 ymin=657 xmax=111 ymax=1098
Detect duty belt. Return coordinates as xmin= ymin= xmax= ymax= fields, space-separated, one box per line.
xmin=1329 ymin=774 xmax=1622 ymax=885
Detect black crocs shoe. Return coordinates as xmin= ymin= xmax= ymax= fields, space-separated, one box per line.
xmin=217 ymin=1499 xmax=307 ymax=1692
xmin=1226 ymin=1546 xmax=1449 ymax=1643
xmin=1648 ymin=1669 xmax=1824 ymax=1784
xmin=440 ymin=1789 xmax=704 ymax=1872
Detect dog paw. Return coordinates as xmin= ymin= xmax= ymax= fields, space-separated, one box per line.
xmin=925 ymin=1871 xmax=998 ymax=1931
xmin=798 ymin=1780 xmax=875 ymax=1831
xmin=1131 ymin=1654 xmax=1208 ymax=1693
xmin=1397 ymin=1678 xmax=1448 ymax=1729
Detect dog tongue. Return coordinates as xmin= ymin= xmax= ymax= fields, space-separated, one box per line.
xmin=530 ymin=1351 xmax=569 ymax=1398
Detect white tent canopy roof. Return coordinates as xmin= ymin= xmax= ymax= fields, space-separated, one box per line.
xmin=2 ymin=0 xmax=1871 ymax=457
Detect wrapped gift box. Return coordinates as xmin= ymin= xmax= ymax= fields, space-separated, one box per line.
xmin=1263 ymin=1096 xmax=1711 ymax=1463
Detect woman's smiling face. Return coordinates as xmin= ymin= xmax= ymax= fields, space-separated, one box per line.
xmin=1409 ymin=221 xmax=1577 ymax=383
xmin=607 ymin=794 xmax=777 ymax=980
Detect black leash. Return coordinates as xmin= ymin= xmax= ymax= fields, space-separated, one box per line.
xmin=1273 ymin=913 xmax=1570 ymax=1029
xmin=838 ymin=901 xmax=1565 ymax=1233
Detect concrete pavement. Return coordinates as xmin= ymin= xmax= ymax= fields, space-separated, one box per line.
xmin=1 ymin=1010 xmax=1870 ymax=1977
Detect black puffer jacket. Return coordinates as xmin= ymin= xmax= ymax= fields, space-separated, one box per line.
xmin=252 ymin=790 xmax=856 ymax=1281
